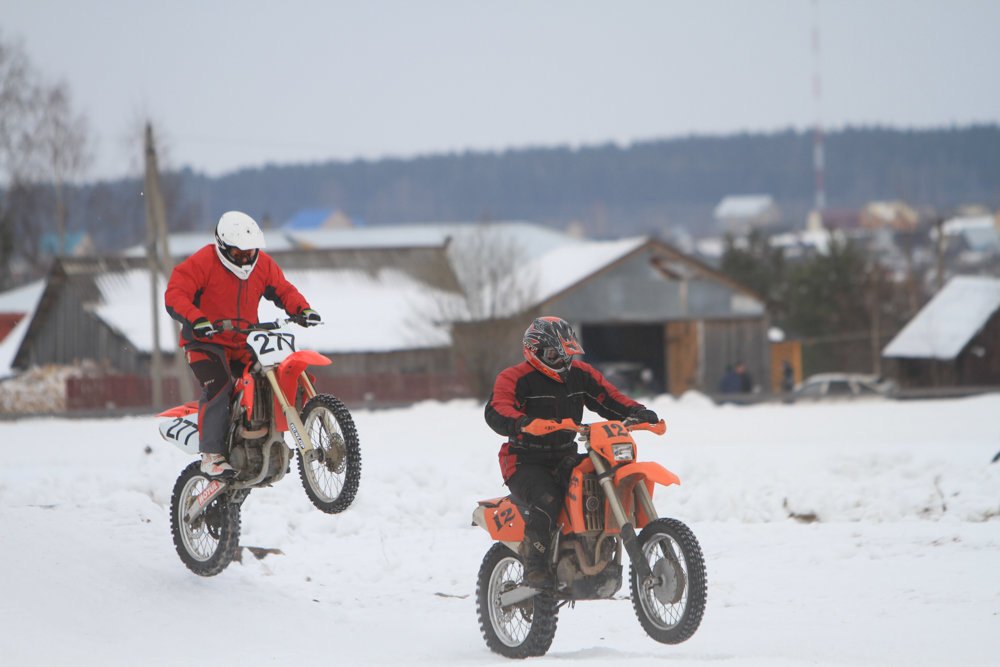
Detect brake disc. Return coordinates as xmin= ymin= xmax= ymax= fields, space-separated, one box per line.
xmin=650 ymin=555 xmax=686 ymax=604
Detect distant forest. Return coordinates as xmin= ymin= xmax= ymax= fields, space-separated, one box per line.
xmin=61 ymin=124 xmax=1000 ymax=252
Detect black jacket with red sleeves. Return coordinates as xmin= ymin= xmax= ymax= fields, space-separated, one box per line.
xmin=485 ymin=359 xmax=645 ymax=479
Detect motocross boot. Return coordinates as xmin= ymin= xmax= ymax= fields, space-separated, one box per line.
xmin=200 ymin=453 xmax=236 ymax=478
xmin=521 ymin=533 xmax=553 ymax=588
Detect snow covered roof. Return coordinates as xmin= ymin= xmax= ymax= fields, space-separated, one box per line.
xmin=0 ymin=281 xmax=46 ymax=376
xmin=941 ymin=215 xmax=995 ymax=236
xmin=90 ymin=267 xmax=459 ymax=355
xmin=121 ymin=221 xmax=579 ymax=260
xmin=289 ymin=221 xmax=580 ymax=259
xmin=122 ymin=230 xmax=297 ymax=258
xmin=714 ymin=194 xmax=774 ymax=219
xmin=533 ymin=236 xmax=648 ymax=304
xmin=882 ymin=275 xmax=1000 ymax=360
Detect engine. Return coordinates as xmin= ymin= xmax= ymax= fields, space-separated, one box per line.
xmin=555 ymin=534 xmax=622 ymax=599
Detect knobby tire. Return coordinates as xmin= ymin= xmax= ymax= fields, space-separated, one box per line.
xmin=297 ymin=394 xmax=361 ymax=514
xmin=169 ymin=461 xmax=241 ymax=577
xmin=476 ymin=543 xmax=558 ymax=658
xmin=629 ymin=517 xmax=707 ymax=644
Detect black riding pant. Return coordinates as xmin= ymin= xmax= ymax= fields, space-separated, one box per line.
xmin=505 ymin=463 xmax=565 ymax=541
xmin=186 ymin=344 xmax=245 ymax=455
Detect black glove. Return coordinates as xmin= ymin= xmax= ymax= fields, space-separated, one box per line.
xmin=632 ymin=408 xmax=658 ymax=424
xmin=192 ymin=317 xmax=217 ymax=339
xmin=554 ymin=453 xmax=587 ymax=485
xmin=300 ymin=309 xmax=321 ymax=326
xmin=515 ymin=415 xmax=531 ymax=434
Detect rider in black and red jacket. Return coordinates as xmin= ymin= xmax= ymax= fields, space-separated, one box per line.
xmin=484 ymin=316 xmax=658 ymax=585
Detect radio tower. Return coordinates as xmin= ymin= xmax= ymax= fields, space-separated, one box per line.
xmin=811 ymin=0 xmax=825 ymax=213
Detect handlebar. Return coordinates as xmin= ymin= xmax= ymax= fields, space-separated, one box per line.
xmin=212 ymin=317 xmax=304 ymax=335
xmin=521 ymin=417 xmax=666 ymax=437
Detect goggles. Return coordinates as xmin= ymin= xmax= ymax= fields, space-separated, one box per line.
xmin=225 ymin=246 xmax=258 ymax=266
xmin=541 ymin=347 xmax=565 ymax=368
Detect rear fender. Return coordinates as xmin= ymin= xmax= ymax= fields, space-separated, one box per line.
xmin=157 ymin=402 xmax=200 ymax=455
xmin=158 ymin=414 xmax=200 ymax=455
xmin=472 ymin=497 xmax=526 ymax=542
xmin=157 ymin=401 xmax=198 ymax=418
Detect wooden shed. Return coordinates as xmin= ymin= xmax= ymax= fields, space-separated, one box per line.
xmin=882 ymin=275 xmax=1000 ymax=388
xmin=453 ymin=236 xmax=771 ymax=398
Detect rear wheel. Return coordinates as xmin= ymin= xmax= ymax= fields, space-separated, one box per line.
xmin=629 ymin=518 xmax=707 ymax=644
xmin=476 ymin=543 xmax=558 ymax=658
xmin=170 ymin=461 xmax=240 ymax=576
xmin=298 ymin=394 xmax=361 ymax=513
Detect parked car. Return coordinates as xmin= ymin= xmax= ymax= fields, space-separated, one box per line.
xmin=793 ymin=373 xmax=898 ymax=400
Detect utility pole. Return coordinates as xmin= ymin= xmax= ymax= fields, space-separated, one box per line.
xmin=869 ymin=265 xmax=881 ymax=376
xmin=935 ymin=215 xmax=946 ymax=292
xmin=144 ymin=124 xmax=165 ymax=409
xmin=143 ymin=123 xmax=194 ymax=408
xmin=811 ymin=0 xmax=826 ymax=214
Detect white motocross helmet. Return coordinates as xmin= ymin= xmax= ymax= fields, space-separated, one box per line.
xmin=214 ymin=211 xmax=265 ymax=280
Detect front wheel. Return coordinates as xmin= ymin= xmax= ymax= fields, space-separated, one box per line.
xmin=630 ymin=518 xmax=707 ymax=644
xmin=476 ymin=543 xmax=558 ymax=658
xmin=298 ymin=394 xmax=361 ymax=513
xmin=170 ymin=461 xmax=241 ymax=576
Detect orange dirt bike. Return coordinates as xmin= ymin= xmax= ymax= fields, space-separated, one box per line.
xmin=473 ymin=417 xmax=706 ymax=658
xmin=158 ymin=317 xmax=361 ymax=576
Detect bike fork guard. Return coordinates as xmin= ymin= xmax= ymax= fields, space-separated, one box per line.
xmin=185 ymin=478 xmax=228 ymax=523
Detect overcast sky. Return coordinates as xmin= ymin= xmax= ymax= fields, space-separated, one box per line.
xmin=5 ymin=0 xmax=1000 ymax=182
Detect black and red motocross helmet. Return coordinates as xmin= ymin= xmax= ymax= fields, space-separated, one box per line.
xmin=522 ymin=316 xmax=584 ymax=382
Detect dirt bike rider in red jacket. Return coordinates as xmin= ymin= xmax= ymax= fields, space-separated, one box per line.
xmin=165 ymin=211 xmax=320 ymax=477
xmin=484 ymin=316 xmax=658 ymax=586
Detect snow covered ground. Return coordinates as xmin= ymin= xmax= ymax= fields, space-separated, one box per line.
xmin=1 ymin=392 xmax=998 ymax=666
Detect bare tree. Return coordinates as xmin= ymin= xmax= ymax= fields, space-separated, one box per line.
xmin=0 ymin=32 xmax=91 ymax=283
xmin=438 ymin=224 xmax=541 ymax=399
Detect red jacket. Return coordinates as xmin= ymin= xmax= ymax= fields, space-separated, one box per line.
xmin=165 ymin=245 xmax=311 ymax=352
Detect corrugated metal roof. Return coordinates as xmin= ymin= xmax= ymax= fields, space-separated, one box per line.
xmin=882 ymin=275 xmax=1000 ymax=360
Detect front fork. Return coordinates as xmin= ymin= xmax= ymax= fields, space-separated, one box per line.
xmin=264 ymin=367 xmax=314 ymax=455
xmin=588 ymin=448 xmax=658 ymax=585
xmin=274 ymin=369 xmax=343 ymax=469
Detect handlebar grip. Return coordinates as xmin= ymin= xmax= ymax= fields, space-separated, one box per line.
xmin=521 ymin=418 xmax=578 ymax=436
xmin=627 ymin=419 xmax=666 ymax=435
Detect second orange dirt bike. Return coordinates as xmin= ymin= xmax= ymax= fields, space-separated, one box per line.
xmin=473 ymin=417 xmax=706 ymax=658
xmin=158 ymin=318 xmax=361 ymax=576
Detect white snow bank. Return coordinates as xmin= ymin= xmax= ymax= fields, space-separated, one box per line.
xmin=1 ymin=393 xmax=998 ymax=665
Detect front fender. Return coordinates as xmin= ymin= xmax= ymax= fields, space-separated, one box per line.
xmin=273 ymin=350 xmax=332 ymax=425
xmin=277 ymin=350 xmax=331 ymax=388
xmin=613 ymin=461 xmax=680 ymax=488
xmin=612 ymin=461 xmax=680 ymax=530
